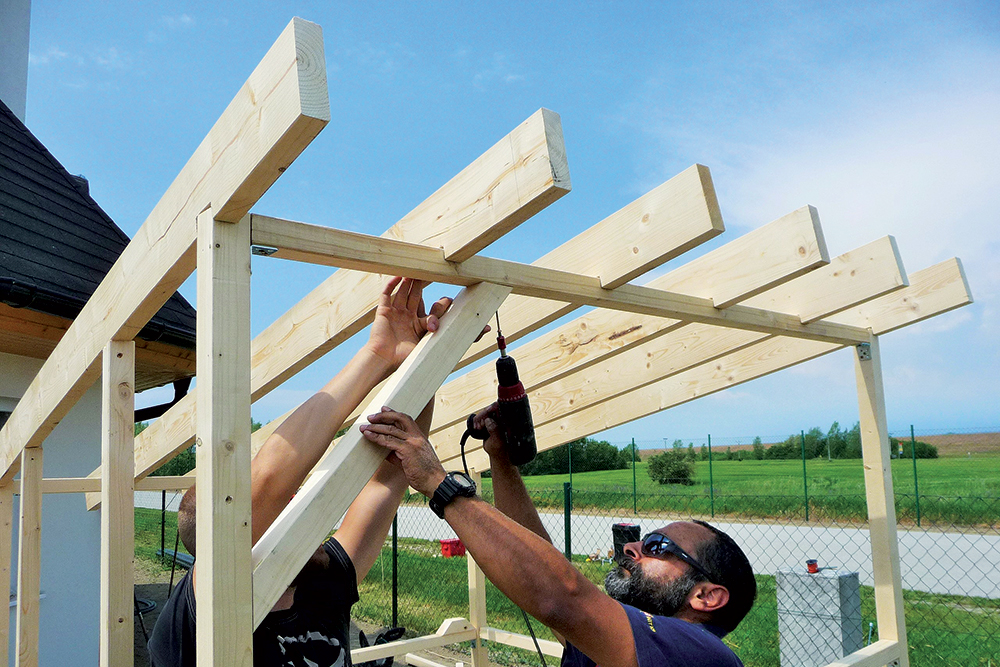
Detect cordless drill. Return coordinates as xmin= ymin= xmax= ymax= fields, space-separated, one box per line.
xmin=462 ymin=331 xmax=537 ymax=467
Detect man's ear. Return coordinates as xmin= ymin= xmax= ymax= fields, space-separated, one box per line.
xmin=688 ymin=582 xmax=729 ymax=613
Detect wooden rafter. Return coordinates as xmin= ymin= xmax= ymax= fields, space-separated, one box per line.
xmin=461 ymin=258 xmax=970 ymax=471
xmin=1 ymin=16 xmax=329 ymax=485
xmin=250 ymin=217 xmax=871 ymax=345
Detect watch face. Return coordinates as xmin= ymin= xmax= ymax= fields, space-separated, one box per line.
xmin=452 ymin=473 xmax=475 ymax=489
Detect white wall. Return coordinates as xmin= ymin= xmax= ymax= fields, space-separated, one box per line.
xmin=0 ymin=0 xmax=31 ymax=122
xmin=1 ymin=351 xmax=102 ymax=665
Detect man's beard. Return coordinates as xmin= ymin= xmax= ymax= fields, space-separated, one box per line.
xmin=604 ymin=558 xmax=698 ymax=617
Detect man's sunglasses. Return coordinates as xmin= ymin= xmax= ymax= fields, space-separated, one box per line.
xmin=640 ymin=532 xmax=716 ymax=583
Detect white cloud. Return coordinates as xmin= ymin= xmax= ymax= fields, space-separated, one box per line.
xmin=28 ymin=46 xmax=70 ymax=65
xmin=161 ymin=14 xmax=195 ymax=29
xmin=472 ymin=52 xmax=526 ymax=89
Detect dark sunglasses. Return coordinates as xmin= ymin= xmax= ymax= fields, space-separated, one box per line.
xmin=640 ymin=532 xmax=715 ymax=582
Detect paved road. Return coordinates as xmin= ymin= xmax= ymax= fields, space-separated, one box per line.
xmin=136 ymin=493 xmax=999 ymax=599
xmin=391 ymin=505 xmax=1000 ymax=599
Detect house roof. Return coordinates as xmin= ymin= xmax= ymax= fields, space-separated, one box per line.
xmin=0 ymin=96 xmax=196 ymax=389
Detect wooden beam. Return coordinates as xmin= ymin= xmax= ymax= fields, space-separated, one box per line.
xmin=462 ymin=258 xmax=971 ymax=470
xmin=86 ymin=107 xmax=569 ymax=510
xmin=430 ymin=209 xmax=837 ymax=436
xmin=854 ymin=336 xmax=909 ymax=666
xmin=100 ymin=340 xmax=135 ymax=667
xmin=251 ymin=282 xmax=510 ymax=627
xmin=15 ymin=447 xmax=42 ymax=667
xmin=250 ymin=108 xmax=568 ymax=399
xmin=818 ymin=640 xmax=901 ymax=667
xmin=432 ymin=109 xmax=570 ymax=261
xmin=440 ymin=236 xmax=904 ymax=462
xmin=251 ymin=217 xmax=870 ymax=345
xmin=349 ymin=619 xmax=478 ymax=662
xmin=480 ymin=627 xmax=564 ymax=658
xmin=4 ymin=16 xmax=327 ymax=484
xmin=194 ymin=211 xmax=254 ymax=666
xmin=466 ymin=471 xmax=489 ymax=667
xmin=458 ymin=164 xmax=724 ymax=367
xmin=0 ymin=484 xmax=13 ymax=662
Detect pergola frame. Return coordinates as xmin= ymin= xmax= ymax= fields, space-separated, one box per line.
xmin=0 ymin=18 xmax=973 ymax=667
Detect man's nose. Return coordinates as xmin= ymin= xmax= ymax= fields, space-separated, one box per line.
xmin=622 ymin=541 xmax=642 ymax=560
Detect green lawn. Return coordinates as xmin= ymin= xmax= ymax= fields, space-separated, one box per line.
xmin=476 ymin=457 xmax=1000 ymax=525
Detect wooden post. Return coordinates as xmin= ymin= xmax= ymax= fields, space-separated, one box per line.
xmin=100 ymin=340 xmax=136 ymax=667
xmin=15 ymin=447 xmax=42 ymax=666
xmin=854 ymin=335 xmax=909 ymax=667
xmin=195 ymin=210 xmax=253 ymax=666
xmin=0 ymin=483 xmax=13 ymax=661
xmin=466 ymin=470 xmax=488 ymax=667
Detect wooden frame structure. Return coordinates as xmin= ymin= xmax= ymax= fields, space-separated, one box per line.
xmin=0 ymin=17 xmax=973 ymax=667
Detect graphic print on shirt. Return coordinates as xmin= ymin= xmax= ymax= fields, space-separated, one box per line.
xmin=276 ymin=630 xmax=345 ymax=667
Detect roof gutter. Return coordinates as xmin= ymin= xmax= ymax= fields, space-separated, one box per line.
xmin=0 ymin=276 xmax=196 ymax=350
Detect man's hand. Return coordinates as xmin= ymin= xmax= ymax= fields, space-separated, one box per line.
xmin=472 ymin=403 xmax=511 ymax=465
xmin=360 ymin=407 xmax=447 ymax=497
xmin=365 ymin=277 xmax=453 ymax=372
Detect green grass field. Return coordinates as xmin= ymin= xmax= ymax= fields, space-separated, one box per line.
xmin=475 ymin=457 xmax=1000 ymax=525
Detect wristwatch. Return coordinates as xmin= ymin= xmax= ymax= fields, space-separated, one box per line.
xmin=429 ymin=471 xmax=477 ymax=518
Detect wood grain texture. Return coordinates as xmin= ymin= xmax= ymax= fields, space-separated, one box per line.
xmin=457 ymin=164 xmax=724 ymax=367
xmin=87 ymin=108 xmax=570 ymax=508
xmin=0 ymin=484 xmax=13 ymax=662
xmin=428 ymin=109 xmax=570 ymax=262
xmin=15 ymin=448 xmax=42 ymax=667
xmin=854 ymin=337 xmax=909 ymax=666
xmin=100 ymin=340 xmax=135 ymax=667
xmin=194 ymin=212 xmax=254 ymax=667
xmin=5 ymin=16 xmax=326 ymax=484
xmin=251 ymin=283 xmax=510 ymax=627
xmin=252 ymin=218 xmax=870 ymax=344
xmin=461 ymin=258 xmax=970 ymax=471
xmin=429 ymin=208 xmax=835 ymax=435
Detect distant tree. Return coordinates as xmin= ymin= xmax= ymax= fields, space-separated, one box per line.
xmin=135 ymin=421 xmax=149 ymax=436
xmin=686 ymin=443 xmax=696 ymax=461
xmin=699 ymin=444 xmax=710 ymax=461
xmin=152 ymin=445 xmax=195 ymax=477
xmin=520 ymin=438 xmax=632 ymax=476
xmin=647 ymin=450 xmax=695 ymax=485
xmin=751 ymin=436 xmax=765 ymax=460
xmin=893 ymin=437 xmax=938 ymax=459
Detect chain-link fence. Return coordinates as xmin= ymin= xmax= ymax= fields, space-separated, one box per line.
xmin=134 ymin=426 xmax=999 ymax=666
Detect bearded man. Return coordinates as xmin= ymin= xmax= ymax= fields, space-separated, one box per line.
xmin=360 ymin=406 xmax=756 ymax=667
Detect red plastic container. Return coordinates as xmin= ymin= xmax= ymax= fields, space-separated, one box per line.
xmin=440 ymin=538 xmax=466 ymax=557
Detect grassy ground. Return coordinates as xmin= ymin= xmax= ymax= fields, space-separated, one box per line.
xmin=477 ymin=457 xmax=1000 ymax=526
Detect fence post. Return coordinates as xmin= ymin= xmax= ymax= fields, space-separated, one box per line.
xmin=631 ymin=438 xmax=637 ymax=515
xmin=910 ymin=425 xmax=921 ymax=527
xmin=568 ymin=440 xmax=573 ymax=488
xmin=707 ymin=434 xmax=715 ymax=518
xmin=800 ymin=430 xmax=810 ymax=522
xmin=391 ymin=512 xmax=398 ymax=627
xmin=563 ymin=482 xmax=572 ymax=559
xmin=160 ymin=489 xmax=166 ymax=561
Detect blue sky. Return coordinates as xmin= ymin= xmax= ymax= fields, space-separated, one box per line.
xmin=22 ymin=1 xmax=999 ymax=445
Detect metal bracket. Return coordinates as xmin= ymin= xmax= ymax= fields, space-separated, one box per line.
xmin=856 ymin=342 xmax=872 ymax=361
xmin=251 ymin=245 xmax=278 ymax=257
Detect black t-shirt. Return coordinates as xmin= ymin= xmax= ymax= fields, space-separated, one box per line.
xmin=148 ymin=538 xmax=359 ymax=667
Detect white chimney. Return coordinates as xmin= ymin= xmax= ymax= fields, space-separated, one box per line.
xmin=0 ymin=0 xmax=32 ymax=122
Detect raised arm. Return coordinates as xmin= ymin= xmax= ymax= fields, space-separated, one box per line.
xmin=249 ymin=278 xmax=451 ymax=545
xmin=474 ymin=405 xmax=551 ymax=542
xmin=333 ymin=399 xmax=434 ymax=583
xmin=361 ymin=410 xmax=638 ymax=667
